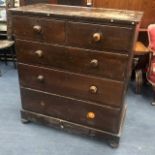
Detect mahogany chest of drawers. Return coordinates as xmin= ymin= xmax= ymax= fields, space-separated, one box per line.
xmin=10 ymin=4 xmax=142 ymax=147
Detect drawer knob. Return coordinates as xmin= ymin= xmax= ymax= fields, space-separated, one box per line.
xmin=35 ymin=50 xmax=43 ymax=57
xmin=93 ymin=33 xmax=102 ymax=42
xmin=37 ymin=75 xmax=44 ymax=82
xmin=87 ymin=112 xmax=95 ymax=119
xmin=90 ymin=59 xmax=98 ymax=67
xmin=89 ymin=86 xmax=97 ymax=94
xmin=33 ymin=25 xmax=42 ymax=33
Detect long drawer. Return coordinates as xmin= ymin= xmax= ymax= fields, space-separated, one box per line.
xmin=12 ymin=16 xmax=65 ymax=44
xmin=18 ymin=64 xmax=125 ymax=107
xmin=66 ymin=22 xmax=134 ymax=53
xmin=16 ymin=40 xmax=129 ymax=81
xmin=21 ymin=88 xmax=122 ymax=133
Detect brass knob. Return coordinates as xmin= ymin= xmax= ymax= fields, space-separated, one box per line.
xmin=87 ymin=112 xmax=95 ymax=119
xmin=33 ymin=25 xmax=42 ymax=33
xmin=90 ymin=59 xmax=98 ymax=67
xmin=35 ymin=50 xmax=43 ymax=57
xmin=93 ymin=33 xmax=102 ymax=42
xmin=37 ymin=75 xmax=44 ymax=82
xmin=89 ymin=86 xmax=97 ymax=94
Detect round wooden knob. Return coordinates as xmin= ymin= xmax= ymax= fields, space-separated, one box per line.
xmin=90 ymin=59 xmax=98 ymax=67
xmin=33 ymin=25 xmax=42 ymax=33
xmin=87 ymin=112 xmax=95 ymax=119
xmin=35 ymin=50 xmax=43 ymax=57
xmin=89 ymin=86 xmax=97 ymax=94
xmin=37 ymin=75 xmax=44 ymax=82
xmin=93 ymin=33 xmax=102 ymax=42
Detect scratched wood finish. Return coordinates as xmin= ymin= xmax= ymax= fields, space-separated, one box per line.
xmin=20 ymin=0 xmax=85 ymax=6
xmin=18 ymin=64 xmax=125 ymax=107
xmin=21 ymin=108 xmax=126 ymax=144
xmin=21 ymin=88 xmax=122 ymax=133
xmin=20 ymin=0 xmax=54 ymax=5
xmin=10 ymin=4 xmax=142 ymax=25
xmin=66 ymin=22 xmax=134 ymax=53
xmin=11 ymin=4 xmax=142 ymax=147
xmin=13 ymin=16 xmax=65 ymax=44
xmin=20 ymin=0 xmax=154 ymax=28
xmin=56 ymin=0 xmax=85 ymax=5
xmin=16 ymin=40 xmax=129 ymax=81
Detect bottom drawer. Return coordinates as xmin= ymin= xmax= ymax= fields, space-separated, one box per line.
xmin=21 ymin=88 xmax=122 ymax=133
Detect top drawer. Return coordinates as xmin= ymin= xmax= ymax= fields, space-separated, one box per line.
xmin=12 ymin=16 xmax=65 ymax=44
xmin=66 ymin=22 xmax=134 ymax=53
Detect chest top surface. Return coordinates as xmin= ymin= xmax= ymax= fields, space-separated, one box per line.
xmin=10 ymin=3 xmax=143 ymax=25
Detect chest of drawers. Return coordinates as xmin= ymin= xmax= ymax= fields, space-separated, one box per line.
xmin=10 ymin=4 xmax=142 ymax=148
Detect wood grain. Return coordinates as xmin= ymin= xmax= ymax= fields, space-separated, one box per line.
xmin=16 ymin=40 xmax=129 ymax=81
xmin=21 ymin=88 xmax=122 ymax=133
xmin=94 ymin=0 xmax=155 ymax=28
xmin=13 ymin=16 xmax=65 ymax=44
xmin=18 ymin=64 xmax=125 ymax=107
xmin=11 ymin=3 xmax=141 ymax=146
xmin=67 ymin=21 xmax=134 ymax=52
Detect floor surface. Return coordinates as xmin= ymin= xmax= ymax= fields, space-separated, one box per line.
xmin=0 ymin=63 xmax=155 ymax=155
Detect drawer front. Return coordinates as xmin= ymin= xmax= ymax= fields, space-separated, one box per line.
xmin=66 ymin=22 xmax=134 ymax=53
xmin=21 ymin=88 xmax=122 ymax=133
xmin=16 ymin=40 xmax=129 ymax=81
xmin=13 ymin=16 xmax=65 ymax=44
xmin=18 ymin=64 xmax=124 ymax=107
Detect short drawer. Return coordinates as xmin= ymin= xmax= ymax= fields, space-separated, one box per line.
xmin=66 ymin=22 xmax=134 ymax=53
xmin=18 ymin=64 xmax=125 ymax=107
xmin=12 ymin=16 xmax=65 ymax=44
xmin=16 ymin=40 xmax=129 ymax=81
xmin=21 ymin=88 xmax=122 ymax=133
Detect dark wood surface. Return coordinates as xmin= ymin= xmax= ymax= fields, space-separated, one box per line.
xmin=16 ymin=40 xmax=129 ymax=81
xmin=21 ymin=88 xmax=122 ymax=133
xmin=18 ymin=64 xmax=124 ymax=107
xmin=56 ymin=0 xmax=86 ymax=5
xmin=21 ymin=104 xmax=127 ymax=147
xmin=20 ymin=0 xmax=50 ymax=5
xmin=66 ymin=21 xmax=135 ymax=52
xmin=19 ymin=0 xmax=153 ymax=28
xmin=13 ymin=15 xmax=136 ymax=53
xmin=11 ymin=4 xmax=142 ymax=146
xmin=20 ymin=0 xmax=85 ymax=6
xmin=13 ymin=16 xmax=65 ymax=44
xmin=10 ymin=4 xmax=143 ymax=25
xmin=93 ymin=0 xmax=155 ymax=29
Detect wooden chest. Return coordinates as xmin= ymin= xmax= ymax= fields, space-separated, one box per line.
xmin=10 ymin=4 xmax=143 ymax=147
